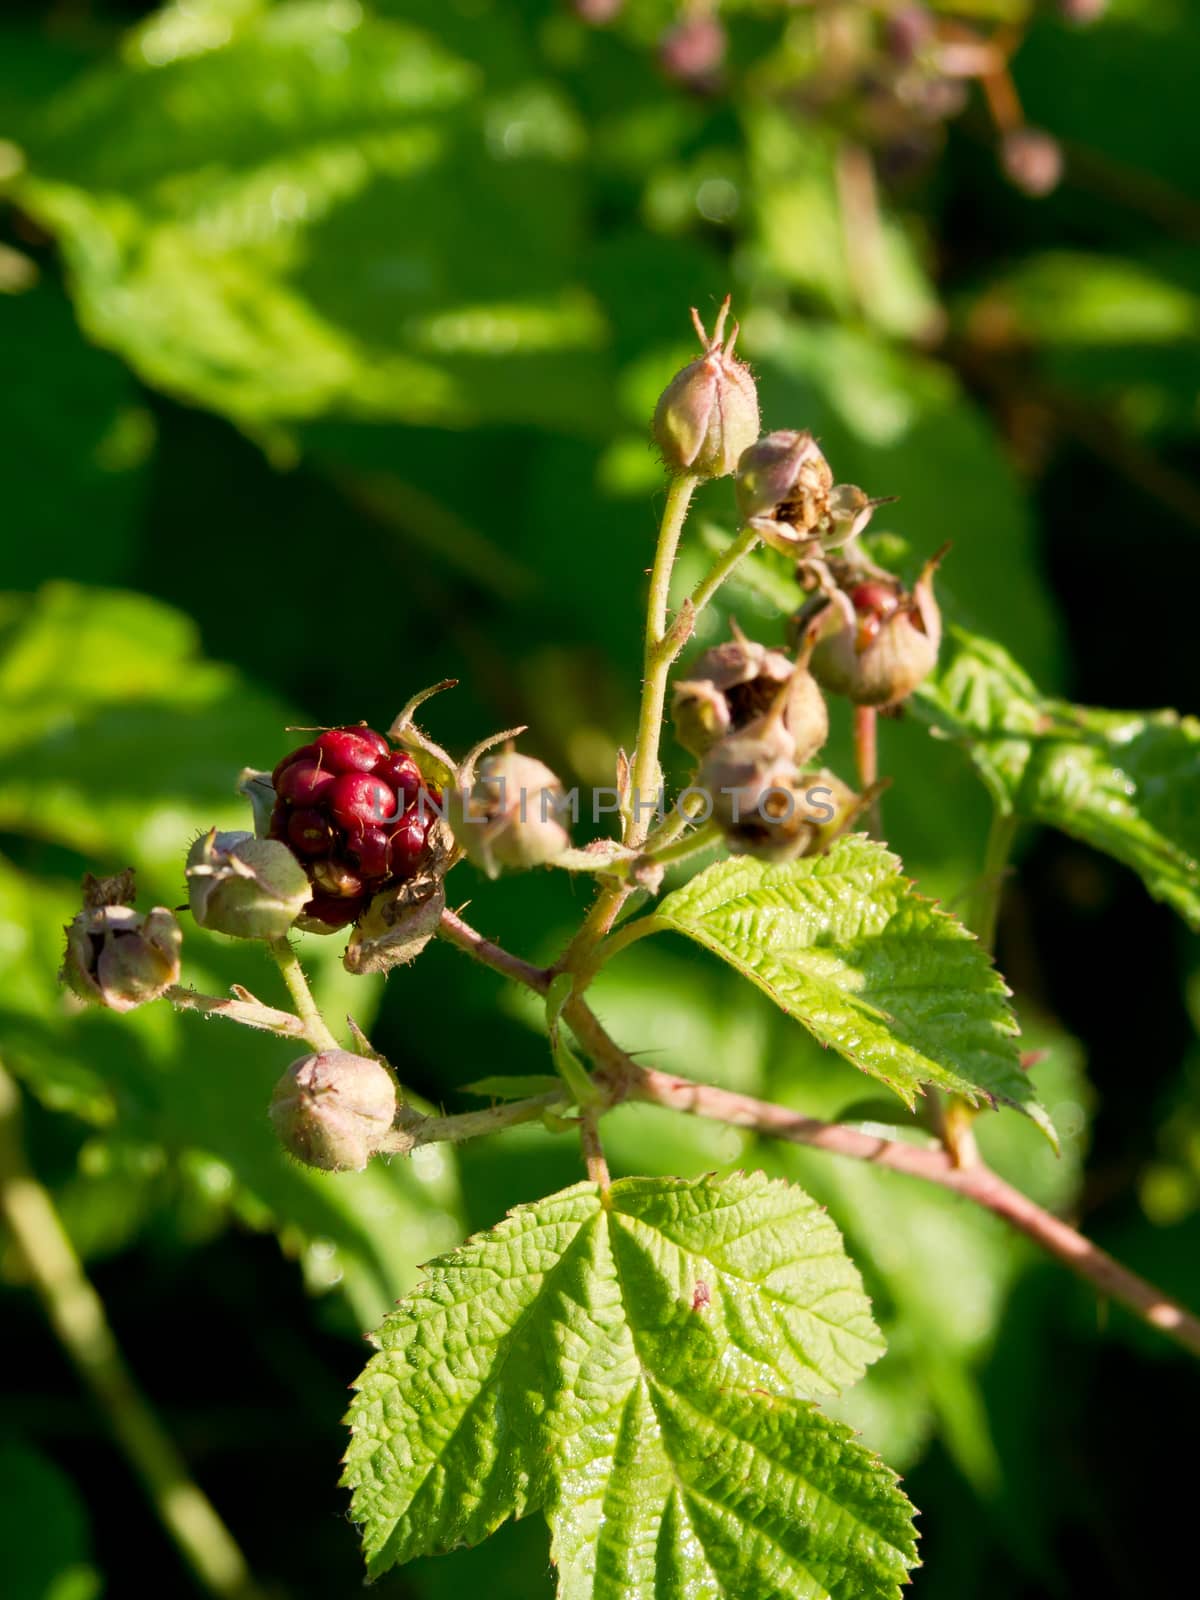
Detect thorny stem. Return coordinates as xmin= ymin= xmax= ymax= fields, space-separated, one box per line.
xmin=268 ymin=937 xmax=340 ymax=1052
xmin=0 ymin=1060 xmax=268 ymax=1600
xmin=435 ymin=911 xmax=1200 ymax=1361
xmin=853 ymin=704 xmax=882 ymax=838
xmin=626 ymin=472 xmax=699 ymax=848
xmin=579 ymin=1108 xmax=611 ymax=1189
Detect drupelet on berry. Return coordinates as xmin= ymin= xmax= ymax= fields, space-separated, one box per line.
xmin=269 ymin=724 xmax=442 ymax=930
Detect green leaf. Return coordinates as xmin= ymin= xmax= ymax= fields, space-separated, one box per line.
xmin=0 ymin=283 xmax=151 ymax=590
xmin=9 ymin=1 xmax=609 ymax=433
xmin=649 ymin=836 xmax=1046 ymax=1129
xmin=345 ymin=1172 xmax=916 ymax=1595
xmin=915 ymin=627 xmax=1200 ymax=929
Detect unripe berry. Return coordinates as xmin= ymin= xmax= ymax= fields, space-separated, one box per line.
xmin=269 ymin=1050 xmax=396 ymax=1172
xmin=61 ymin=873 xmax=182 ymax=1012
xmin=449 ymin=751 xmax=570 ymax=878
xmin=652 ymin=297 xmax=759 ymax=480
xmin=809 ymin=556 xmax=944 ymax=707
xmin=658 ymin=15 xmax=726 ymax=91
xmin=186 ymin=830 xmax=311 ymax=940
xmin=673 ymin=628 xmax=827 ymax=764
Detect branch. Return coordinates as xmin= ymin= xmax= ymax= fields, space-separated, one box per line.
xmin=622 ymin=1064 xmax=1200 ymax=1360
xmin=438 ymin=906 xmax=552 ymax=992
xmin=436 ymin=910 xmax=1200 ymax=1361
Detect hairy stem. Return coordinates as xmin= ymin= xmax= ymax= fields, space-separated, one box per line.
xmin=0 ymin=1061 xmax=268 ymax=1600
xmin=397 ymin=1091 xmax=565 ymax=1150
xmin=166 ymin=985 xmax=307 ymax=1039
xmin=687 ymin=523 xmax=761 ymax=617
xmin=438 ymin=906 xmax=552 ymax=992
xmin=268 ymin=937 xmax=340 ymax=1052
xmin=626 ymin=472 xmax=699 ymax=847
xmin=437 ymin=911 xmax=1200 ymax=1360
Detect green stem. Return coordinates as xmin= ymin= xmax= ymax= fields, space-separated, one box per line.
xmin=0 ymin=1062 xmax=267 ymax=1600
xmin=267 ymin=938 xmax=339 ymax=1052
xmin=686 ymin=523 xmax=761 ymax=617
xmin=626 ymin=472 xmax=699 ymax=848
xmin=646 ymin=818 xmax=721 ymax=871
xmin=941 ymin=809 xmax=1018 ymax=1167
xmin=573 ymin=913 xmax=663 ymax=988
xmin=395 ymin=1090 xmax=565 ymax=1150
xmin=969 ymin=809 xmax=1018 ymax=954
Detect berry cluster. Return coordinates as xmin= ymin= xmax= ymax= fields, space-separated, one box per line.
xmin=269 ymin=725 xmax=440 ymax=929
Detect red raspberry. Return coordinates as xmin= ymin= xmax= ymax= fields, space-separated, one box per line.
xmin=328 ymin=772 xmax=399 ymax=831
xmin=389 ymin=807 xmax=429 ymax=874
xmin=287 ymin=808 xmax=335 ymax=857
xmin=266 ymin=723 xmax=442 ymax=930
xmin=311 ymin=858 xmax=365 ymax=898
xmin=304 ymin=892 xmax=368 ymax=928
xmin=312 ymin=726 xmax=388 ymax=773
xmin=347 ymin=825 xmax=391 ymax=879
xmin=277 ymin=760 xmax=337 ymax=806
xmin=377 ymin=750 xmax=422 ymax=802
xmin=272 ymin=742 xmax=318 ymax=787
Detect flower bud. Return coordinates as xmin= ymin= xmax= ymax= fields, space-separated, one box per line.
xmin=699 ymin=721 xmax=798 ymax=846
xmin=1000 ymin=127 xmax=1063 ymax=198
xmin=658 ymin=15 xmax=727 ymax=92
xmin=269 ymin=1050 xmax=397 ymax=1172
xmin=186 ymin=829 xmax=311 ymax=940
xmin=725 ymin=770 xmax=862 ymax=863
xmin=448 ymin=752 xmax=570 ymax=878
xmin=735 ymin=430 xmax=837 ymax=552
xmin=673 ymin=626 xmax=828 ymax=763
xmin=1058 ymin=0 xmax=1105 ymax=24
xmin=807 ymin=555 xmax=943 ymax=707
xmin=652 ymin=296 xmax=759 ymax=479
xmin=61 ymin=872 xmax=182 ymax=1013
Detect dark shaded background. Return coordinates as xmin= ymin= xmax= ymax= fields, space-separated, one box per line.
xmin=2 ymin=2 xmax=1199 ymax=1595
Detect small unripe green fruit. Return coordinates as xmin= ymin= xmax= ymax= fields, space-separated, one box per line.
xmin=269 ymin=1051 xmax=397 ymax=1173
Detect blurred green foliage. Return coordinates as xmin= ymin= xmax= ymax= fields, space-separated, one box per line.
xmin=1 ymin=0 xmax=1198 ymax=1596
